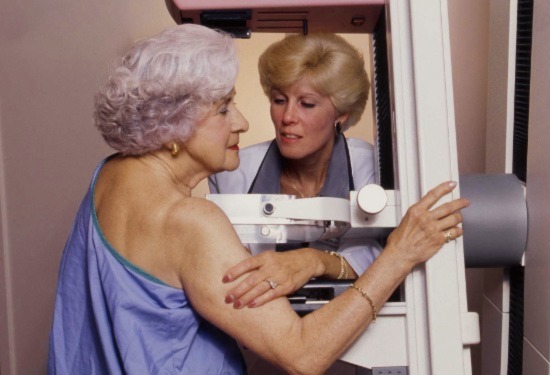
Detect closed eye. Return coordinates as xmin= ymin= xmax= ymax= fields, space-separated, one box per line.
xmin=218 ymin=97 xmax=235 ymax=115
xmin=301 ymin=101 xmax=316 ymax=109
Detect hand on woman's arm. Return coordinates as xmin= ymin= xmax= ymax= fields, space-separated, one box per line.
xmin=221 ymin=249 xmax=320 ymax=308
xmin=222 ymin=247 xmax=356 ymax=308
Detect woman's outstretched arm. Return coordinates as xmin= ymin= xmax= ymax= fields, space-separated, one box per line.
xmin=175 ymin=181 xmax=467 ymax=375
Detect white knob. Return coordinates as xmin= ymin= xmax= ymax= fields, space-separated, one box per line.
xmin=357 ymin=184 xmax=387 ymax=214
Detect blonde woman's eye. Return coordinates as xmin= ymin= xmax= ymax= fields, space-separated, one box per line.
xmin=302 ymin=102 xmax=316 ymax=109
xmin=273 ymin=98 xmax=286 ymax=105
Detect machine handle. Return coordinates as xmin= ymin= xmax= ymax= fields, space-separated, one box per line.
xmin=356 ymin=184 xmax=388 ymax=214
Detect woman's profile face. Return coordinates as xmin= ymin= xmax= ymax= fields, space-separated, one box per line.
xmin=185 ymin=89 xmax=249 ymax=174
xmin=270 ymin=80 xmax=347 ymax=163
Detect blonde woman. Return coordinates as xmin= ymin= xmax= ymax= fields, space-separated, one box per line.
xmin=210 ymin=33 xmax=382 ymax=308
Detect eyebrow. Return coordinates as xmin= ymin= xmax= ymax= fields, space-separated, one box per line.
xmin=212 ymin=90 xmax=236 ymax=113
xmin=271 ymin=87 xmax=321 ymax=99
xmin=225 ymin=88 xmax=236 ymax=100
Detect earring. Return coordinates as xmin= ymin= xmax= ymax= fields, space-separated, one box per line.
xmin=170 ymin=142 xmax=180 ymax=157
xmin=334 ymin=122 xmax=342 ymax=135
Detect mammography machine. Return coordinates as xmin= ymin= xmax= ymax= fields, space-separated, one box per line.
xmin=165 ymin=1 xmax=528 ymax=374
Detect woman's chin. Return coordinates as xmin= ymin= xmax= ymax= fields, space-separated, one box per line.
xmin=222 ymin=158 xmax=240 ymax=172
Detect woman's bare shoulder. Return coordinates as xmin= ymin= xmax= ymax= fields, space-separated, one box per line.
xmin=166 ymin=197 xmax=241 ymax=251
xmin=169 ymin=197 xmax=231 ymax=228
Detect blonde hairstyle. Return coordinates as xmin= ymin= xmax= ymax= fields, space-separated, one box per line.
xmin=94 ymin=24 xmax=238 ymax=155
xmin=258 ymin=33 xmax=370 ymax=131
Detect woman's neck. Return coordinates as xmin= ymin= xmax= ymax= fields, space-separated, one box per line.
xmin=281 ymin=143 xmax=333 ymax=198
xmin=136 ymin=151 xmax=199 ymax=196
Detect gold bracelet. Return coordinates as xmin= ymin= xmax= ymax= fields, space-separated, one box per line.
xmin=349 ymin=284 xmax=377 ymax=322
xmin=327 ymin=251 xmax=348 ymax=279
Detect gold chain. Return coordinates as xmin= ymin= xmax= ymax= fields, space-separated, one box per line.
xmin=284 ymin=168 xmax=306 ymax=198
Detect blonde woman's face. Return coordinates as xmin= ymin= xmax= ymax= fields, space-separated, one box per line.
xmin=270 ymin=80 xmax=348 ymax=163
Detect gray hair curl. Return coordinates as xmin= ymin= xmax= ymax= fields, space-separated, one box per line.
xmin=94 ymin=24 xmax=238 ymax=155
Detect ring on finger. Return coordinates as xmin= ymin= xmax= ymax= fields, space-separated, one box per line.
xmin=265 ymin=279 xmax=278 ymax=289
xmin=443 ymin=230 xmax=453 ymax=243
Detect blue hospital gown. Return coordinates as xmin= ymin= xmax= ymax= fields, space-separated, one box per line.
xmin=48 ymin=156 xmax=246 ymax=375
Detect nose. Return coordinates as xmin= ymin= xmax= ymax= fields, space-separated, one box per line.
xmin=232 ymin=107 xmax=249 ymax=134
xmin=281 ymin=102 xmax=297 ymax=125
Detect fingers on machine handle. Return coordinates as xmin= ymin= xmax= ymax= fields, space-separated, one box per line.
xmin=417 ymin=181 xmax=458 ymax=210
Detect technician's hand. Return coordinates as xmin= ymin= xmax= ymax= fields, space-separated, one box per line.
xmin=386 ymin=181 xmax=469 ymax=268
xmin=222 ymin=249 xmax=323 ymax=309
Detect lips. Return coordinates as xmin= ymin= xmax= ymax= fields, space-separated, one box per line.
xmin=229 ymin=145 xmax=239 ymax=151
xmin=279 ymin=133 xmax=302 ymax=143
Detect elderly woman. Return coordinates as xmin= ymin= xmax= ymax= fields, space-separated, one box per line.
xmin=209 ymin=33 xmax=382 ymax=308
xmin=48 ymin=24 xmax=468 ymax=375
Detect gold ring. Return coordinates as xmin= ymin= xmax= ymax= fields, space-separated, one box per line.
xmin=266 ymin=280 xmax=278 ymax=289
xmin=444 ymin=230 xmax=453 ymax=243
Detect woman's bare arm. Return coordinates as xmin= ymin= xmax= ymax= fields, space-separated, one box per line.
xmin=174 ymin=181 xmax=468 ymax=375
